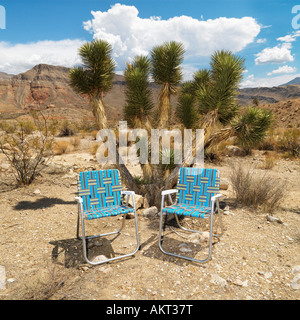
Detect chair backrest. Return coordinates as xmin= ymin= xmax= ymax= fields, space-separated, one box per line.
xmin=176 ymin=167 xmax=220 ymax=207
xmin=77 ymin=169 xmax=123 ymax=211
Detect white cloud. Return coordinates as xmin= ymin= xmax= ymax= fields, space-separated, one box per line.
xmin=255 ymin=30 xmax=300 ymax=66
xmin=256 ymin=38 xmax=267 ymax=44
xmin=84 ymin=3 xmax=261 ymax=71
xmin=255 ymin=42 xmax=294 ymax=65
xmin=0 ymin=39 xmax=84 ymax=74
xmin=267 ymin=65 xmax=297 ymax=76
xmin=277 ymin=30 xmax=300 ymax=42
xmin=241 ymin=73 xmax=300 ymax=88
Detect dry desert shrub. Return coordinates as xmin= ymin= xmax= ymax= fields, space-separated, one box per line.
xmin=258 ymin=127 xmax=300 ymax=158
xmin=16 ymin=263 xmax=68 ymax=300
xmin=230 ymin=164 xmax=285 ymax=213
xmin=277 ymin=128 xmax=300 ymax=158
xmin=0 ymin=113 xmax=54 ymax=185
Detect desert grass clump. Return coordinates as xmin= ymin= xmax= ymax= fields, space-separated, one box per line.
xmin=69 ymin=136 xmax=81 ymax=149
xmin=260 ymin=152 xmax=278 ymax=170
xmin=52 ymin=140 xmax=70 ymax=155
xmin=58 ymin=120 xmax=76 ymax=137
xmin=230 ymin=164 xmax=285 ymax=213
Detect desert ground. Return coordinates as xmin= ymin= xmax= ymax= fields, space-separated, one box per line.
xmin=0 ymin=134 xmax=299 ymax=301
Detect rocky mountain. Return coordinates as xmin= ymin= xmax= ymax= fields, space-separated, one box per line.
xmin=0 ymin=64 xmax=135 ymax=121
xmin=0 ymin=64 xmax=299 ymax=127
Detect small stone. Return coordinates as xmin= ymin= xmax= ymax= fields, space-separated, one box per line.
xmin=90 ymin=255 xmax=108 ymax=263
xmin=33 ymin=189 xmax=41 ymax=195
xmin=143 ymin=206 xmax=158 ymax=218
xmin=291 ymin=274 xmax=300 ymax=290
xmin=7 ymin=278 xmax=15 ymax=283
xmin=219 ymin=178 xmax=229 ymax=190
xmin=128 ymin=194 xmax=144 ymax=209
xmin=0 ymin=266 xmax=5 ymax=290
xmin=233 ymin=279 xmax=248 ymax=287
xmin=99 ymin=266 xmax=113 ymax=274
xmin=292 ymin=265 xmax=300 ymax=274
xmin=266 ymin=214 xmax=283 ymax=224
xmin=210 ymin=274 xmax=227 ymax=287
xmin=264 ymin=272 xmax=272 ymax=279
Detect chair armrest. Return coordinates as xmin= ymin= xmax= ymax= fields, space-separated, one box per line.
xmin=121 ymin=190 xmax=135 ymax=196
xmin=211 ymin=194 xmax=223 ymax=201
xmin=161 ymin=189 xmax=178 ymax=196
xmin=121 ymin=190 xmax=136 ymax=207
xmin=75 ymin=196 xmax=83 ymax=203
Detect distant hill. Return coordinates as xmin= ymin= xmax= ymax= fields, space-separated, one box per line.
xmin=280 ymin=77 xmax=300 ymax=86
xmin=237 ymin=85 xmax=300 ymax=106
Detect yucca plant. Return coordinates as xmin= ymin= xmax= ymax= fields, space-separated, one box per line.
xmin=175 ymin=81 xmax=199 ymax=129
xmin=124 ymin=55 xmax=154 ymax=131
xmin=69 ymin=39 xmax=116 ymax=129
xmin=69 ymin=39 xmax=138 ymax=192
xmin=151 ymin=41 xmax=185 ymax=128
xmin=231 ymin=107 xmax=273 ymax=152
xmin=196 ymin=50 xmax=245 ymax=125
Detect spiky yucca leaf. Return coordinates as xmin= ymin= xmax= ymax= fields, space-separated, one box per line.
xmin=151 ymin=41 xmax=185 ymax=91
xmin=196 ymin=50 xmax=245 ymax=124
xmin=175 ymin=93 xmax=199 ymax=129
xmin=151 ymin=41 xmax=185 ymax=128
xmin=69 ymin=39 xmax=116 ymax=97
xmin=231 ymin=107 xmax=273 ymax=149
xmin=124 ymin=55 xmax=153 ymax=128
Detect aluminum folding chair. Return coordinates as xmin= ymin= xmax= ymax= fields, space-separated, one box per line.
xmin=75 ymin=169 xmax=140 ymax=265
xmin=159 ymin=167 xmax=223 ymax=263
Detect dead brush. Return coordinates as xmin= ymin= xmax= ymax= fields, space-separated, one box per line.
xmin=17 ymin=263 xmax=68 ymax=300
xmin=277 ymin=128 xmax=300 ymax=158
xmin=0 ymin=112 xmax=54 ymax=185
xmin=230 ymin=164 xmax=285 ymax=213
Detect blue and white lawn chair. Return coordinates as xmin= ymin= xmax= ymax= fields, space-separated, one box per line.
xmin=75 ymin=169 xmax=140 ymax=265
xmin=159 ymin=167 xmax=224 ymax=263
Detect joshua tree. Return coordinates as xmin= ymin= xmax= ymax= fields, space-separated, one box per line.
xmin=151 ymin=41 xmax=185 ymax=128
xmin=70 ymin=40 xmax=139 ymax=191
xmin=166 ymin=50 xmax=272 ymax=189
xmin=123 ymin=56 xmax=154 ymax=131
xmin=69 ymin=39 xmax=116 ymax=130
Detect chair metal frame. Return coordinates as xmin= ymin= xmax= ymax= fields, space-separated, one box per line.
xmin=158 ymin=169 xmax=224 ymax=264
xmin=75 ymin=171 xmax=140 ymax=266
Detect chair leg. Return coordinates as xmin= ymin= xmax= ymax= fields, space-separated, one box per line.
xmin=80 ymin=210 xmax=140 ymax=266
xmin=158 ymin=209 xmax=214 ymax=264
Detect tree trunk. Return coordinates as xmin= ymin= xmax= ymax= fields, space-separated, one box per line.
xmin=90 ymin=94 xmax=139 ymax=193
xmin=90 ymin=95 xmax=108 ymax=130
xmin=157 ymin=83 xmax=171 ymax=129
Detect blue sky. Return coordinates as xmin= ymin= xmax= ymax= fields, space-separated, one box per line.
xmin=0 ymin=0 xmax=300 ymax=87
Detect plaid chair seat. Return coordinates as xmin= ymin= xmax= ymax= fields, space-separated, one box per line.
xmin=159 ymin=167 xmax=223 ymax=264
xmin=162 ymin=204 xmax=211 ymax=218
xmin=83 ymin=205 xmax=134 ymax=220
xmin=76 ymin=169 xmax=140 ymax=265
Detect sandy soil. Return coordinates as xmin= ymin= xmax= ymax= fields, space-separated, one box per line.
xmin=0 ymin=141 xmax=299 ymax=301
